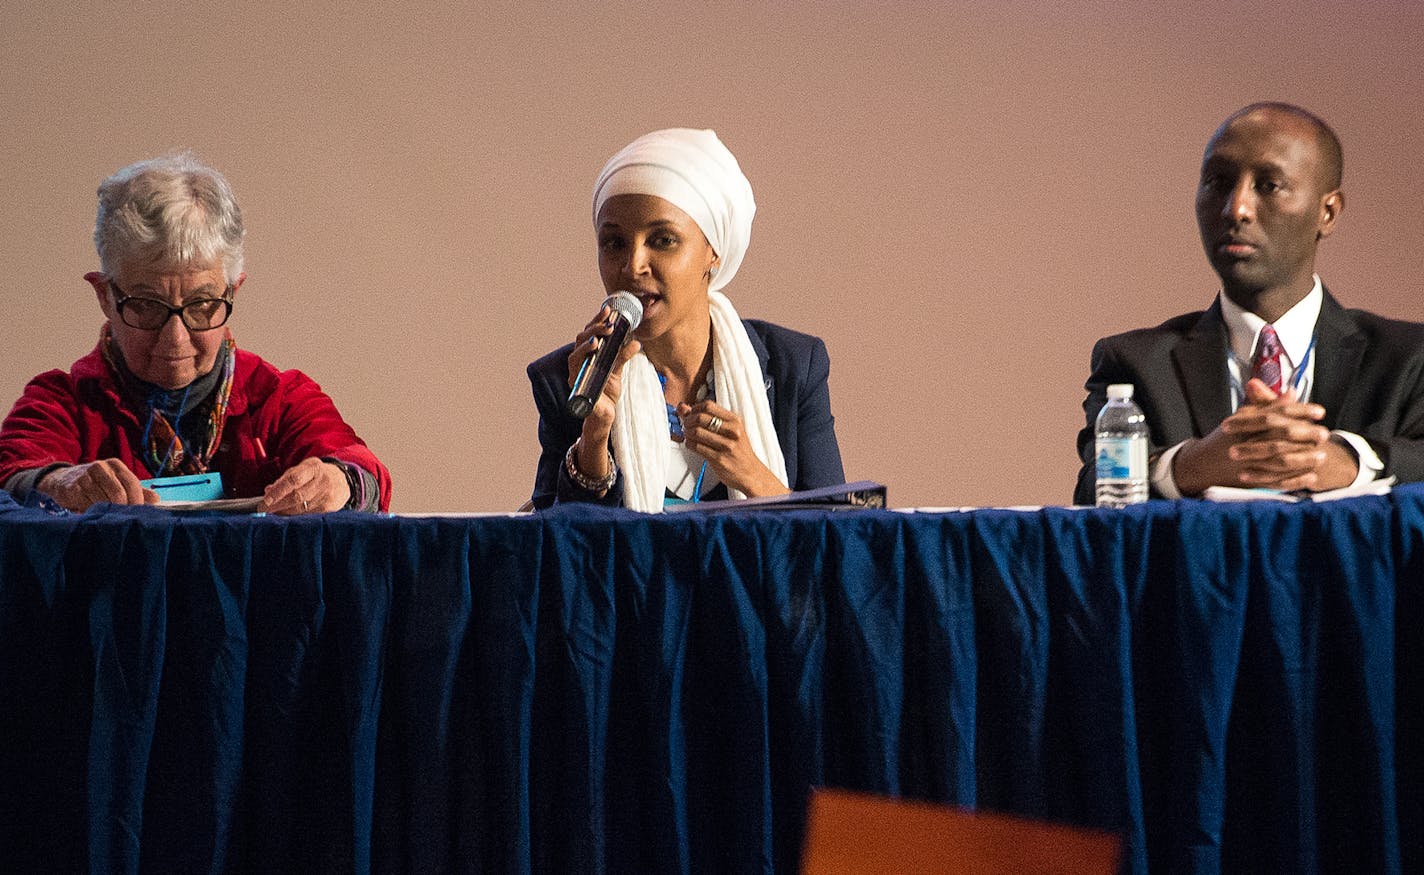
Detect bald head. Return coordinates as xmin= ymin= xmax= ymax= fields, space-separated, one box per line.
xmin=1209 ymin=102 xmax=1343 ymax=191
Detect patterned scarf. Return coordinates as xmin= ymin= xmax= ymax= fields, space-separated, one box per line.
xmin=101 ymin=325 xmax=238 ymax=476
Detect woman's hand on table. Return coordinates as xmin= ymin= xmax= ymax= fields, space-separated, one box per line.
xmin=260 ymin=457 xmax=350 ymax=515
xmin=38 ymin=459 xmax=159 ymax=511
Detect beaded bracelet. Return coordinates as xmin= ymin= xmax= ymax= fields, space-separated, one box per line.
xmin=564 ymin=439 xmax=618 ymax=492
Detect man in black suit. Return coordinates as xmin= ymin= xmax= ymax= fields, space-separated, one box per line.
xmin=1074 ymin=102 xmax=1424 ymax=504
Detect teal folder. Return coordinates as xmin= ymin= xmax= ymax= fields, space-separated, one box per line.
xmin=140 ymin=472 xmax=225 ymax=502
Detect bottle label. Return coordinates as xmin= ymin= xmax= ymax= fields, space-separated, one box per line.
xmin=1096 ymin=436 xmax=1147 ymax=479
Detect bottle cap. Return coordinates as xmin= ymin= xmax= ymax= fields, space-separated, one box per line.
xmin=1106 ymin=384 xmax=1134 ymax=400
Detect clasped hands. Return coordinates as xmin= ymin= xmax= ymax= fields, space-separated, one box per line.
xmin=1173 ymin=377 xmax=1358 ymax=496
xmin=37 ymin=456 xmax=350 ymax=514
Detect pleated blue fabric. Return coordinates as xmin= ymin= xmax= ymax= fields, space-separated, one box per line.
xmin=0 ymin=489 xmax=1417 ymax=873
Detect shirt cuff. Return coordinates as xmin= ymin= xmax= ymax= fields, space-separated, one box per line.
xmin=1330 ymin=430 xmax=1384 ymax=489
xmin=320 ymin=457 xmax=381 ymax=512
xmin=4 ymin=463 xmax=70 ymax=503
xmin=1150 ymin=441 xmax=1188 ymax=500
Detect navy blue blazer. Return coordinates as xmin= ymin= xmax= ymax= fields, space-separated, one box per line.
xmin=527 ymin=319 xmax=845 ymax=509
xmin=1074 ymin=290 xmax=1424 ymax=504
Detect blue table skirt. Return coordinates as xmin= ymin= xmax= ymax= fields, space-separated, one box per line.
xmin=1 ymin=488 xmax=1419 ymax=873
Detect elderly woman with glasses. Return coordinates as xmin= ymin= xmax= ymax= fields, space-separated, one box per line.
xmin=0 ymin=153 xmax=391 ymax=513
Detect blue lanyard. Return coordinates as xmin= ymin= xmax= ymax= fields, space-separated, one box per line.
xmin=1291 ymin=333 xmax=1316 ymax=395
xmin=691 ymin=459 xmax=708 ymax=502
xmin=141 ymin=383 xmax=191 ymax=475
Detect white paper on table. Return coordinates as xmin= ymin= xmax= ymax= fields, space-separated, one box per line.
xmin=1203 ymin=475 xmax=1395 ymax=504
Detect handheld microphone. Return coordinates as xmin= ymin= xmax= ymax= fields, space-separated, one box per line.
xmin=567 ymin=291 xmax=644 ymax=418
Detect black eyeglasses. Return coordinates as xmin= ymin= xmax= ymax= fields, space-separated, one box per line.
xmin=108 ymin=280 xmax=234 ymax=331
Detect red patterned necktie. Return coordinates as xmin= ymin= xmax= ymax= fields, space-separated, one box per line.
xmin=1253 ymin=325 xmax=1283 ymax=393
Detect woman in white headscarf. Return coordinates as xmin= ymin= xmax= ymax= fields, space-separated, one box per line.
xmin=527 ymin=128 xmax=845 ymax=511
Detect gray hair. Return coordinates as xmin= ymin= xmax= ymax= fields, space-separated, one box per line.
xmin=94 ymin=152 xmax=246 ymax=282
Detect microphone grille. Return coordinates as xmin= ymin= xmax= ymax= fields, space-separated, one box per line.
xmin=606 ymin=291 xmax=644 ymax=330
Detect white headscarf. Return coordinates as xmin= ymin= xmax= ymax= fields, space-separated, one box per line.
xmin=593 ymin=128 xmax=755 ymax=293
xmin=591 ymin=128 xmax=787 ymax=511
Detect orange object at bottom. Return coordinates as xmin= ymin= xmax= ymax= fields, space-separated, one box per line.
xmin=801 ymin=788 xmax=1121 ymax=875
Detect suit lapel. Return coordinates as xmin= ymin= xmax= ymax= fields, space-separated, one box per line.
xmin=743 ymin=321 xmax=775 ymax=410
xmin=1171 ymin=301 xmax=1233 ymax=437
xmin=1309 ymin=288 xmax=1366 ymax=429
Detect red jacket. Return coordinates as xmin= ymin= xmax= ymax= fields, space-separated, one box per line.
xmin=0 ymin=344 xmax=392 ymax=511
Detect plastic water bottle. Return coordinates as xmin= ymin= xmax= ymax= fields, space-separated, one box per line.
xmin=1095 ymin=383 xmax=1148 ymax=508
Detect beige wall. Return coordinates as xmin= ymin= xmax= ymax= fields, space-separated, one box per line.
xmin=3 ymin=1 xmax=1421 ymax=511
